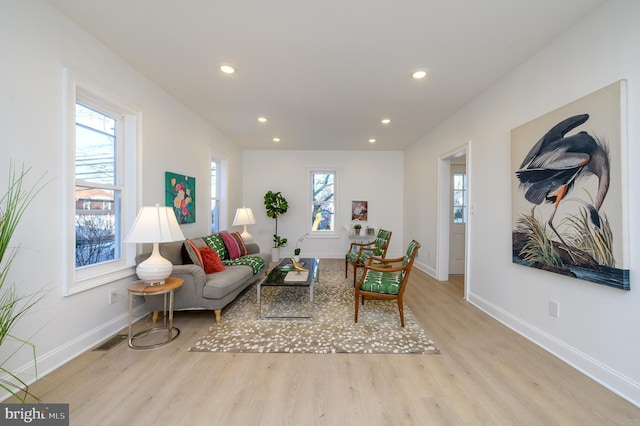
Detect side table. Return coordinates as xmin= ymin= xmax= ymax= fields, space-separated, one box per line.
xmin=127 ymin=277 xmax=184 ymax=349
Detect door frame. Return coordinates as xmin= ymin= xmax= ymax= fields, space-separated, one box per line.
xmin=436 ymin=141 xmax=471 ymax=300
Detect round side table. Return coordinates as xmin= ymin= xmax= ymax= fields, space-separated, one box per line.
xmin=127 ymin=277 xmax=184 ymax=350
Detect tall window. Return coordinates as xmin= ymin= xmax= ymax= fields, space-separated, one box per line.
xmin=74 ymin=103 xmax=121 ymax=267
xmin=64 ymin=70 xmax=137 ymax=295
xmin=452 ymin=172 xmax=467 ymax=224
xmin=310 ymin=170 xmax=336 ymax=233
xmin=211 ymin=159 xmax=220 ymax=233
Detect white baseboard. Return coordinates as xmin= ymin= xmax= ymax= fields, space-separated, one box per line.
xmin=0 ymin=303 xmax=149 ymax=402
xmin=468 ymin=291 xmax=640 ymax=408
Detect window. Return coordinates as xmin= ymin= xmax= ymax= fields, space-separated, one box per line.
xmin=211 ymin=159 xmax=220 ymax=233
xmin=64 ymin=70 xmax=138 ymax=295
xmin=74 ymin=103 xmax=121 ymax=267
xmin=310 ymin=170 xmax=336 ymax=234
xmin=452 ymin=172 xmax=467 ymax=224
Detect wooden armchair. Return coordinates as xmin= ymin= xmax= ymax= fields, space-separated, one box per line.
xmin=354 ymin=240 xmax=421 ymax=327
xmin=344 ymin=229 xmax=392 ymax=286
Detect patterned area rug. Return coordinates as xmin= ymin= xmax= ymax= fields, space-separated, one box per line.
xmin=189 ymin=269 xmax=439 ymax=354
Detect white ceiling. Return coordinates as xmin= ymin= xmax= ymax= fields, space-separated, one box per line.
xmin=47 ymin=0 xmax=606 ymax=151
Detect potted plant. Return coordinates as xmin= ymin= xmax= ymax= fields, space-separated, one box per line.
xmin=1 ymin=163 xmax=47 ymax=402
xmin=353 ymin=223 xmax=362 ymax=236
xmin=264 ymin=190 xmax=289 ymax=259
xmin=293 ymin=233 xmax=308 ymax=261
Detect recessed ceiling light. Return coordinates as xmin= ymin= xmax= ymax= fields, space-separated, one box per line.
xmin=258 ymin=117 xmax=267 ymax=123
xmin=412 ymin=69 xmax=427 ymax=79
xmin=369 ymin=139 xmax=376 ymax=143
xmin=273 ymin=137 xmax=280 ymax=142
xmin=220 ymin=65 xmax=236 ymax=74
xmin=381 ymin=118 xmax=391 ymax=124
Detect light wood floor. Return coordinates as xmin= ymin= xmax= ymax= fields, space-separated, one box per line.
xmin=9 ymin=259 xmax=640 ymax=425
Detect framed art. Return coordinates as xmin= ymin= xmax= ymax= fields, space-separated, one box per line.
xmin=352 ymin=200 xmax=368 ymax=221
xmin=511 ymin=80 xmax=629 ymax=290
xmin=166 ymin=171 xmax=196 ymax=224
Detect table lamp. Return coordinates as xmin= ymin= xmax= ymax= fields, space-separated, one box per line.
xmin=125 ymin=204 xmax=185 ymax=285
xmin=232 ymin=207 xmax=256 ymax=242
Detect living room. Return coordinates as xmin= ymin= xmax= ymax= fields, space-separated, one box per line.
xmin=1 ymin=0 xmax=639 ymax=421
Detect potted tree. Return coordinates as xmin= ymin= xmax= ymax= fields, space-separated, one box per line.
xmin=264 ymin=190 xmax=288 ymax=260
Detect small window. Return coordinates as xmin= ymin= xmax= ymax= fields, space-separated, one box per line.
xmin=211 ymin=159 xmax=220 ymax=233
xmin=452 ymin=172 xmax=467 ymax=224
xmin=310 ymin=170 xmax=336 ymax=233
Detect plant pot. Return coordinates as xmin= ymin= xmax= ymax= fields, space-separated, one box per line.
xmin=293 ymin=255 xmax=300 ymax=262
xmin=271 ymin=247 xmax=280 ymax=261
xmin=355 ymin=229 xmax=361 ymax=236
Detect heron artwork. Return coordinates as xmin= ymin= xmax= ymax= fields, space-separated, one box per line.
xmin=515 ymin=113 xmax=610 ymax=260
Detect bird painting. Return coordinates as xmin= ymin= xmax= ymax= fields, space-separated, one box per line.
xmin=510 ymin=81 xmax=629 ymax=290
xmin=515 ymin=113 xmax=610 ymax=253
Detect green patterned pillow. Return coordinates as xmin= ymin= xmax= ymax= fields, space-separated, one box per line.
xmin=202 ymin=234 xmax=229 ymax=261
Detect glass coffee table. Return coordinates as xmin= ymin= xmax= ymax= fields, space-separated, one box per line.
xmin=257 ymin=258 xmax=319 ymax=319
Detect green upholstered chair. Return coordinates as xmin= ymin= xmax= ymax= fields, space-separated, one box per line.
xmin=354 ymin=240 xmax=421 ymax=327
xmin=345 ymin=229 xmax=392 ymax=286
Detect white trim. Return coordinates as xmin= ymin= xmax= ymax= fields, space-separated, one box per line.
xmin=62 ymin=68 xmax=140 ymax=296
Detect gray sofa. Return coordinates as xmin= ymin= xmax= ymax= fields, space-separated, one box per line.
xmin=138 ymin=235 xmax=271 ymax=324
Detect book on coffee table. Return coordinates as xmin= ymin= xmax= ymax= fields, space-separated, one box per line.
xmin=284 ymin=270 xmax=309 ymax=282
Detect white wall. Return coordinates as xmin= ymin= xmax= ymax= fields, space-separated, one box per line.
xmin=404 ymin=0 xmax=640 ymax=406
xmin=242 ymin=150 xmax=404 ymax=259
xmin=0 ymin=0 xmax=243 ymax=397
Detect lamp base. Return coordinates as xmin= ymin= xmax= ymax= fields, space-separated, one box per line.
xmin=240 ymin=225 xmax=253 ymax=242
xmin=136 ymin=242 xmax=173 ymax=285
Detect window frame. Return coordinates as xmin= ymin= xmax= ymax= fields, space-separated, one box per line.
xmin=63 ymin=69 xmax=139 ymax=295
xmin=309 ymin=169 xmax=338 ymax=237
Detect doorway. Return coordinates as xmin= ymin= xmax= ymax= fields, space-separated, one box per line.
xmin=449 ymin=162 xmax=466 ymax=275
xmin=436 ymin=144 xmax=470 ymax=299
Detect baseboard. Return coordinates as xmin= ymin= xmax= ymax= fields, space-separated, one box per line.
xmin=0 ymin=303 xmax=149 ymax=402
xmin=468 ymin=291 xmax=640 ymax=408
xmin=414 ymin=260 xmax=436 ymax=278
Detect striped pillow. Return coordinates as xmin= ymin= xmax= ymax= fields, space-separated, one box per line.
xmin=220 ymin=231 xmax=241 ymax=259
xmin=183 ymin=239 xmax=204 ymax=267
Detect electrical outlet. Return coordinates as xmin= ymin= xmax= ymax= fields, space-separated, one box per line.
xmin=108 ymin=289 xmax=117 ymax=305
xmin=549 ymin=300 xmax=560 ymax=318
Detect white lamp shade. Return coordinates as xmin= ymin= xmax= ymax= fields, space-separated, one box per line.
xmin=126 ymin=205 xmax=185 ymax=285
xmin=232 ymin=207 xmax=256 ymax=242
xmin=125 ymin=205 xmax=185 ymax=243
xmin=232 ymin=207 xmax=256 ymax=226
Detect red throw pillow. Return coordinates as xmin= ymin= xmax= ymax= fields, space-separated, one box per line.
xmin=200 ymin=246 xmax=225 ymax=273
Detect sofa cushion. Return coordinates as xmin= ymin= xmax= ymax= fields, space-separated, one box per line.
xmin=183 ymin=238 xmax=207 ymax=267
xmin=157 ymin=240 xmax=185 ymax=265
xmin=202 ymin=266 xmax=254 ymax=299
xmin=200 ymin=246 xmax=225 ymax=273
xmin=232 ymin=232 xmax=249 ymax=256
xmin=220 ymin=231 xmax=249 ymax=259
xmin=203 ymin=234 xmax=229 ymax=260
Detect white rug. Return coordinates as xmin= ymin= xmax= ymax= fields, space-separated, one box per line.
xmin=189 ymin=269 xmax=439 ymax=354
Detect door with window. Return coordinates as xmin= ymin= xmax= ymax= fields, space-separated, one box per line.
xmin=449 ymin=164 xmax=466 ymax=275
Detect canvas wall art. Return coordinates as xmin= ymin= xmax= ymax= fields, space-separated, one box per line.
xmin=511 ymin=80 xmax=629 ymax=290
xmin=352 ymin=201 xmax=368 ymax=221
xmin=166 ymin=171 xmax=196 ymax=224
